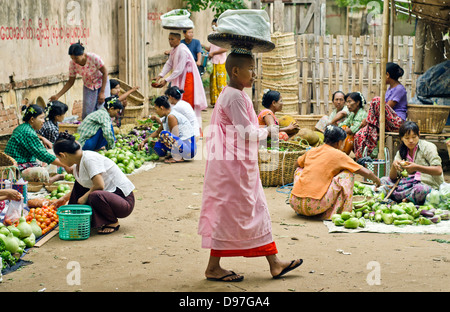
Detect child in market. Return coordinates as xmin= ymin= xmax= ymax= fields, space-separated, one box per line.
xmin=198 ymin=50 xmax=303 ymax=282
xmin=38 ymin=101 xmax=69 ymax=144
xmin=109 ymin=79 xmax=140 ymax=127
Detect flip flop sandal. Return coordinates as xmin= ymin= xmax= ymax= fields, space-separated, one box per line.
xmin=206 ymin=271 xmax=244 ymax=282
xmin=98 ymin=225 xmax=120 ymax=235
xmin=272 ymin=259 xmax=303 ymax=279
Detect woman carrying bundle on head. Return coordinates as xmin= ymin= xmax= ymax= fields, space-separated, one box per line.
xmin=289 ymin=125 xmax=381 ymax=220
xmin=153 ymin=31 xmax=207 ymax=136
xmin=257 ymin=89 xmax=300 ymax=139
xmin=37 ymin=101 xmax=69 ymax=144
xmin=139 ymin=96 xmax=197 ymax=164
xmin=77 ymin=96 xmax=123 ymax=151
xmin=353 ymin=62 xmax=407 ymax=160
xmin=50 ymin=41 xmax=111 ymax=119
xmin=53 ymin=132 xmax=135 ymax=235
xmin=5 ymin=105 xmax=71 ymax=183
xmin=380 ymin=121 xmax=443 ymax=205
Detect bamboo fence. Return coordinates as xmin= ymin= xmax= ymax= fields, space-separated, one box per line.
xmin=255 ymin=34 xmax=418 ymax=116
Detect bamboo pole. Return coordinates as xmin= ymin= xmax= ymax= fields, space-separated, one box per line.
xmin=378 ymin=0 xmax=390 ymax=160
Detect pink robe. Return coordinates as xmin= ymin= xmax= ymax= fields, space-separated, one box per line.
xmin=159 ymin=43 xmax=207 ymax=131
xmin=198 ymin=86 xmax=274 ymax=251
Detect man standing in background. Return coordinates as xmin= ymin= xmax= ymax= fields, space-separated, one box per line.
xmin=182 ymin=29 xmax=204 ymax=76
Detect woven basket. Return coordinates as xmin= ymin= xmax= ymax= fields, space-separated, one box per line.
xmin=407 ymin=104 xmax=450 ymax=134
xmin=258 ymin=142 xmax=308 ymax=187
xmin=265 ymin=42 xmax=296 ymax=58
xmin=59 ymin=123 xmax=79 ymax=134
xmin=271 ymin=32 xmax=295 ymax=46
xmin=0 ymin=152 xmax=17 ymax=171
xmin=121 ymin=105 xmax=145 ymax=125
xmin=115 ymin=78 xmax=145 ymax=106
xmin=261 ymin=81 xmax=298 ymax=93
xmin=262 ymin=58 xmax=297 ymax=74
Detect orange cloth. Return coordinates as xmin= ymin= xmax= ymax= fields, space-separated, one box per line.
xmin=183 ymin=72 xmax=195 ymax=110
xmin=257 ymin=109 xmax=278 ymax=126
xmin=291 ymin=144 xmax=362 ymax=200
xmin=211 ymin=242 xmax=278 ymax=258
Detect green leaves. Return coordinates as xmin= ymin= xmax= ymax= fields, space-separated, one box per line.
xmin=184 ymin=0 xmax=248 ymax=18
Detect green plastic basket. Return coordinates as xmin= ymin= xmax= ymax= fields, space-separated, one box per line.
xmin=57 ymin=205 xmax=92 ymax=241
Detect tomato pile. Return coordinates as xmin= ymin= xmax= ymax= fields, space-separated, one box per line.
xmin=25 ymin=205 xmax=59 ymax=235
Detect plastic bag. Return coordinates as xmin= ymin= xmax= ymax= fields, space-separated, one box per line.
xmin=160 ymin=9 xmax=194 ymax=29
xmin=3 ymin=198 xmax=23 ymax=226
xmin=439 ymin=182 xmax=450 ymax=200
xmin=425 ymin=189 xmax=441 ymax=207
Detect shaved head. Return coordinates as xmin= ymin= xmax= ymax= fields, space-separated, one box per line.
xmin=225 ymin=52 xmax=255 ymax=77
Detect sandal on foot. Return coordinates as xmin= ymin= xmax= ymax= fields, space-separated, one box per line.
xmin=206 ymin=271 xmax=244 ymax=282
xmin=98 ymin=225 xmax=120 ymax=235
xmin=273 ymin=259 xmax=303 ymax=279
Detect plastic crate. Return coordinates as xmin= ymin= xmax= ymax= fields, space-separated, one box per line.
xmin=57 ymin=205 xmax=92 ymax=241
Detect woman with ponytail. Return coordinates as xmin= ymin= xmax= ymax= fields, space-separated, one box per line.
xmin=53 ymin=132 xmax=135 ymax=234
xmin=353 ymin=62 xmax=407 ymax=160
xmin=38 ymin=101 xmax=69 ymax=143
xmin=77 ymin=96 xmax=123 ymax=151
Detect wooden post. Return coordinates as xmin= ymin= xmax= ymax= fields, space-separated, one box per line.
xmin=273 ymin=0 xmax=284 ymax=33
xmin=378 ymin=0 xmax=390 ymax=160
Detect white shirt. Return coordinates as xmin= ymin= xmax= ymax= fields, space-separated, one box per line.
xmin=74 ymin=151 xmax=135 ymax=197
xmin=171 ymin=100 xmax=200 ymax=137
xmin=162 ymin=110 xmax=195 ymax=141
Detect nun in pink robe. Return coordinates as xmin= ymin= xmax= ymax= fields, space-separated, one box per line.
xmin=158 ymin=38 xmax=207 ymax=135
xmin=198 ymin=86 xmax=278 ymax=256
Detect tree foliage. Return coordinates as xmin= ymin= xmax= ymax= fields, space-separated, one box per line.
xmin=184 ymin=0 xmax=248 ymax=18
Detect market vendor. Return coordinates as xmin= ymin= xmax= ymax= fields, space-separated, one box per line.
xmin=78 ymin=96 xmax=122 ymax=151
xmin=257 ymin=89 xmax=300 ymax=138
xmin=289 ymin=125 xmax=381 ymax=220
xmin=353 ymin=63 xmax=407 ymax=160
xmin=153 ymin=31 xmax=207 ymax=137
xmin=139 ymin=96 xmax=196 ymax=163
xmin=380 ymin=121 xmax=443 ymax=205
xmin=315 ymin=91 xmax=349 ymax=132
xmin=5 ymin=105 xmax=71 ymax=183
xmin=164 ymin=86 xmax=200 ymax=139
xmin=339 ymin=92 xmax=368 ymax=155
xmin=49 ymin=41 xmax=111 ymax=119
xmin=53 ymin=132 xmax=135 ymax=235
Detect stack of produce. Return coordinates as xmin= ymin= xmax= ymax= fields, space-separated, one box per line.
xmin=331 ymin=181 xmax=450 ymax=228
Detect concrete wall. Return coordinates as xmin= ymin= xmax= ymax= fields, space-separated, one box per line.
xmin=0 ymin=0 xmax=120 ymax=139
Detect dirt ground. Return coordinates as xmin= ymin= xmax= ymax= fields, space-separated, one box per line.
xmin=1 ymin=108 xmax=449 ymax=294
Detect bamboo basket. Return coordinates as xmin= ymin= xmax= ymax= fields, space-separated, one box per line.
xmin=59 ymin=123 xmax=80 ymax=134
xmin=115 ymin=78 xmax=146 ymax=106
xmin=271 ymin=32 xmax=295 ymax=46
xmin=407 ymin=104 xmax=450 ymax=134
xmin=265 ymin=42 xmax=296 ymax=58
xmin=121 ymin=105 xmax=145 ymax=125
xmin=259 ymin=142 xmax=308 ymax=187
xmin=261 ymin=82 xmax=298 ymax=93
xmin=0 ymin=152 xmax=17 ymax=171
xmin=262 ymin=58 xmax=297 ymax=74
xmin=263 ymin=71 xmax=299 ymax=85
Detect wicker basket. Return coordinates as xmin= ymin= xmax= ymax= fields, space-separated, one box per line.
xmin=258 ymin=142 xmax=308 ymax=187
xmin=262 ymin=58 xmax=297 ymax=74
xmin=0 ymin=152 xmax=17 ymax=171
xmin=114 ymin=78 xmax=145 ymax=106
xmin=59 ymin=123 xmax=80 ymax=134
xmin=265 ymin=42 xmax=296 ymax=58
xmin=407 ymin=104 xmax=450 ymax=134
xmin=271 ymin=32 xmax=295 ymax=46
xmin=121 ymin=105 xmax=145 ymax=125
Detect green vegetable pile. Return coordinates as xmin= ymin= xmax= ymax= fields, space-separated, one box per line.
xmin=1 ymin=216 xmax=42 ymax=271
xmin=45 ymin=183 xmax=72 ymax=200
xmin=331 ymin=181 xmax=450 ymax=228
